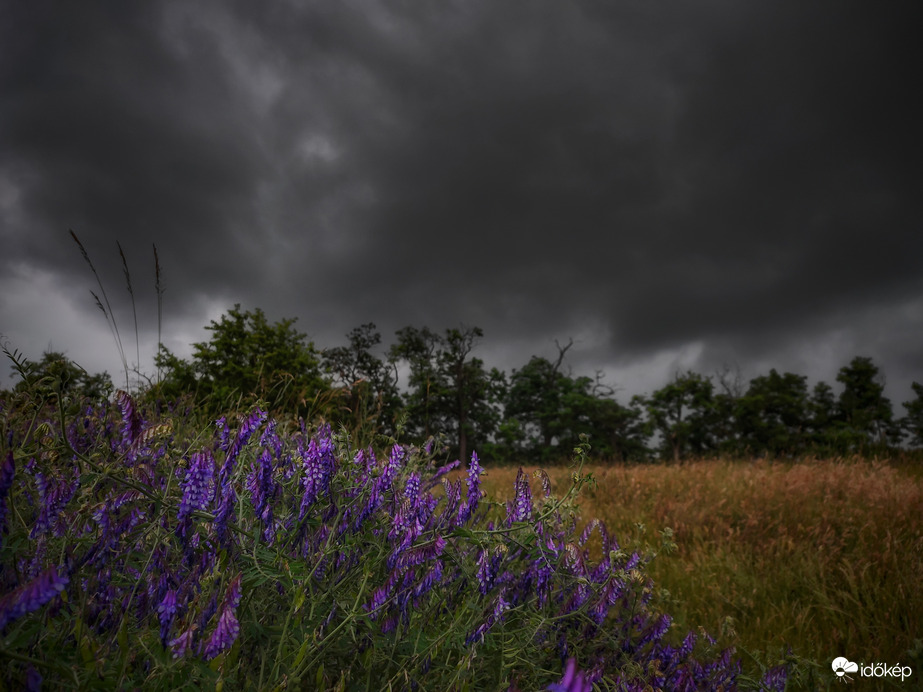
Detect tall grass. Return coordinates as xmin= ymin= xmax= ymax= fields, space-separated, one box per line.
xmin=482 ymin=460 xmax=923 ymax=689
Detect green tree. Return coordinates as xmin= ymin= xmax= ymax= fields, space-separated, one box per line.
xmin=504 ymin=345 xmax=573 ymax=454
xmin=583 ymin=394 xmax=649 ymax=462
xmin=389 ymin=326 xmax=443 ymax=441
xmin=322 ymin=323 xmax=401 ymax=437
xmin=390 ymin=325 xmax=505 ymax=460
xmin=836 ymin=356 xmax=898 ymax=450
xmin=642 ymin=372 xmax=716 ymax=463
xmin=503 ymin=341 xmax=648 ymax=462
xmin=901 ymin=382 xmax=923 ymax=448
xmin=807 ymin=381 xmax=852 ymax=454
xmin=154 ymin=305 xmax=328 ymax=416
xmin=736 ymin=369 xmax=809 ymax=457
xmin=11 ymin=351 xmax=113 ymax=402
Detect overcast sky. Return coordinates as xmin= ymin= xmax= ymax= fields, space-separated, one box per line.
xmin=2 ymin=1 xmax=921 ymax=408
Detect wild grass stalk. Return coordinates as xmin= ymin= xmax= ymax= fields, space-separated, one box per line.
xmin=70 ymin=230 xmax=130 ymax=391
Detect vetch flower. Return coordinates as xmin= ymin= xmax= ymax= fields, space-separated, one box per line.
xmin=177 ymin=450 xmax=214 ymax=532
xmin=169 ymin=627 xmax=195 ymax=659
xmin=456 ymin=451 xmax=483 ymax=526
xmin=158 ymin=589 xmax=178 ymax=647
xmin=0 ymin=449 xmax=14 ymax=546
xmin=115 ymin=390 xmax=142 ymax=450
xmin=214 ymin=480 xmax=236 ymax=546
xmin=465 ymin=594 xmax=510 ymax=646
xmin=202 ymin=575 xmax=242 ymax=660
xmin=508 ymin=467 xmax=532 ymax=524
xmin=413 ymin=559 xmax=443 ymax=600
xmin=219 ymin=408 xmax=266 ymax=482
xmin=0 ymin=565 xmax=69 ymax=630
xmin=298 ymin=427 xmax=336 ymax=518
xmin=547 ymin=658 xmax=592 ymax=692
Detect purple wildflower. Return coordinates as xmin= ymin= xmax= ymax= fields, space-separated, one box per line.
xmin=259 ymin=419 xmax=283 ymax=459
xmin=0 ymin=565 xmax=69 ymax=630
xmin=0 ymin=449 xmax=14 ymax=545
xmin=547 ymin=658 xmax=592 ymax=692
xmin=465 ymin=594 xmax=510 ymax=646
xmin=30 ymin=469 xmax=79 ymax=539
xmin=169 ymin=627 xmax=195 ymax=659
xmin=394 ymin=535 xmax=446 ymax=571
xmin=219 ymin=408 xmax=266 ymax=482
xmin=366 ymin=569 xmax=401 ymax=618
xmin=404 ymin=471 xmax=421 ymax=508
xmin=298 ymin=427 xmax=336 ymax=519
xmin=215 ymin=416 xmax=230 ymax=452
xmin=508 ymin=468 xmax=532 ymax=525
xmin=476 ymin=548 xmax=504 ymax=596
xmin=638 ymin=613 xmax=672 ymax=647
xmin=760 ymin=664 xmax=789 ymax=692
xmin=177 ymin=450 xmax=214 ymax=529
xmin=441 ymin=479 xmax=461 ymax=525
xmin=456 ymin=451 xmax=483 ymax=526
xmin=202 ymin=575 xmax=242 ymax=660
xmin=214 ymin=480 xmax=236 ymax=546
xmin=422 ymin=459 xmax=459 ymax=492
xmin=413 ymin=560 xmax=443 ymax=600
xmin=247 ymin=448 xmax=277 ymax=541
xmin=158 ymin=589 xmax=178 ymax=647
xmin=115 ymin=390 xmax=142 ymax=450
xmin=24 ymin=664 xmax=42 ymax=692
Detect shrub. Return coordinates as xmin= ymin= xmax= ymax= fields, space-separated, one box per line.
xmin=0 ymin=390 xmax=787 ymax=690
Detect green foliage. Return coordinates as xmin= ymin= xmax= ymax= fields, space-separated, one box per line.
xmin=10 ymin=350 xmax=113 ymax=403
xmin=641 ymin=372 xmax=717 ymax=462
xmin=503 ymin=348 xmax=648 ymax=463
xmin=153 ymin=304 xmax=329 ymax=417
xmin=902 ymin=382 xmax=923 ymax=448
xmin=736 ymin=369 xmax=809 ymax=457
xmin=0 ymin=389 xmax=768 ymax=690
xmin=321 ymin=323 xmax=402 ymax=441
xmin=836 ymin=356 xmax=899 ymax=451
xmin=390 ymin=325 xmax=505 ymax=461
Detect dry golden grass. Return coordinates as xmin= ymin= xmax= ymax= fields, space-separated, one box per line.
xmin=479 ymin=459 xmax=923 ymax=678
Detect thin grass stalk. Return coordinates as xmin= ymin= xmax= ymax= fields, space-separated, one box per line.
xmin=70 ymin=230 xmax=129 ymax=390
xmin=117 ymin=241 xmax=141 ymax=383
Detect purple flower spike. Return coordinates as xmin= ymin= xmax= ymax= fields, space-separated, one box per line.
xmin=177 ymin=451 xmax=214 ymax=526
xmin=158 ymin=589 xmax=178 ymax=646
xmin=214 ymin=480 xmax=236 ymax=546
xmin=0 ymin=565 xmax=69 ymax=630
xmin=219 ymin=408 xmax=267 ymax=481
xmin=547 ymin=658 xmax=592 ymax=692
xmin=761 ymin=664 xmax=789 ymax=692
xmin=509 ymin=467 xmax=532 ymax=524
xmin=24 ymin=664 xmax=41 ymax=692
xmin=299 ymin=427 xmax=336 ymax=518
xmin=0 ymin=450 xmax=14 ymax=545
xmin=202 ymin=575 xmax=242 ymax=660
xmin=169 ymin=627 xmax=195 ymax=659
xmin=457 ymin=451 xmax=483 ymax=526
xmin=115 ymin=390 xmax=142 ymax=449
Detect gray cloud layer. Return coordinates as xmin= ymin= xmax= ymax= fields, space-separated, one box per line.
xmin=2 ymin=0 xmax=921 ymax=401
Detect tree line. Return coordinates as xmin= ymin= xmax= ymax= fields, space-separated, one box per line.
xmin=9 ymin=304 xmax=923 ymax=462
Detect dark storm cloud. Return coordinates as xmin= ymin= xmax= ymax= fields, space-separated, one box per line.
xmin=1 ymin=0 xmax=921 ymax=398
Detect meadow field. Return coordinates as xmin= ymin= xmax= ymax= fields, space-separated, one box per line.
xmin=481 ymin=459 xmax=923 ymax=688
xmin=2 ymin=371 xmax=919 ymax=689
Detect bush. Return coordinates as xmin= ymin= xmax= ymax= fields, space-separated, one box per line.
xmin=0 ymin=390 xmax=787 ymax=690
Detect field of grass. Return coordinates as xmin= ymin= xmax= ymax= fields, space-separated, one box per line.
xmin=481 ymin=459 xmax=923 ymax=688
